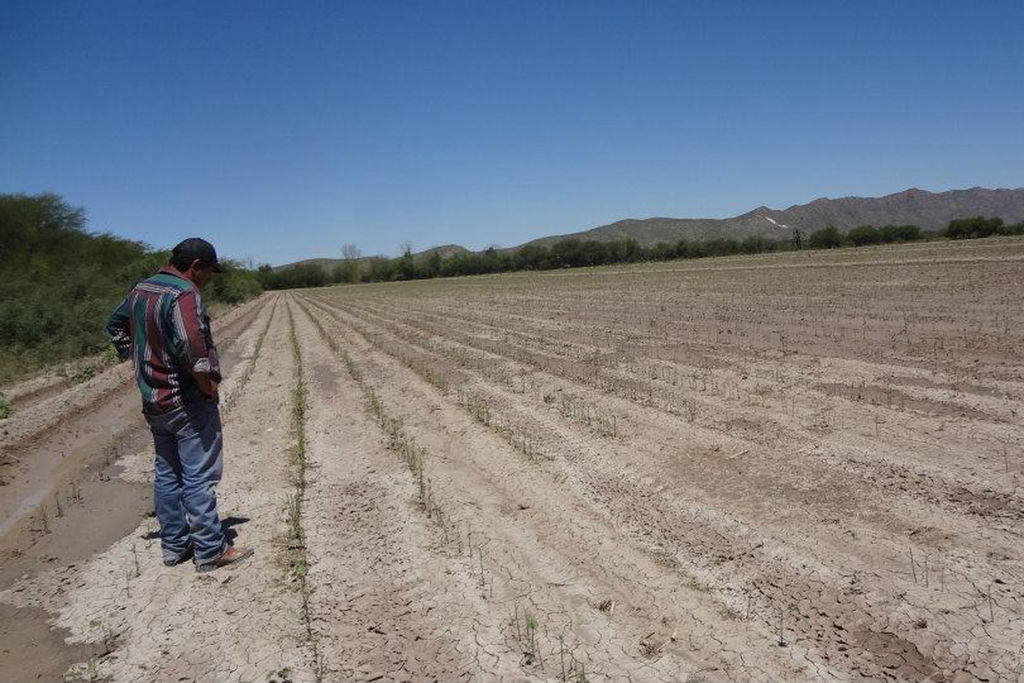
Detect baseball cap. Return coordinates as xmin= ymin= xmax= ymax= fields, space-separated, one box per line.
xmin=172 ymin=237 xmax=224 ymax=272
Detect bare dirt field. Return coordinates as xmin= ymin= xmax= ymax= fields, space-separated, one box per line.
xmin=2 ymin=236 xmax=1024 ymax=681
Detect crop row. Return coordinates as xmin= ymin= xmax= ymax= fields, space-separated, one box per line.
xmin=298 ymin=290 xmax=1024 ymax=680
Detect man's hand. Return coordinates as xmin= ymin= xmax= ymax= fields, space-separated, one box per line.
xmin=192 ymin=372 xmax=220 ymax=400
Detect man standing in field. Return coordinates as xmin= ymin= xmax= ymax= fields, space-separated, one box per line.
xmin=107 ymin=238 xmax=252 ymax=572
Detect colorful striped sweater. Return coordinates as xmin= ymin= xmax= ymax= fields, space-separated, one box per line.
xmin=107 ymin=266 xmax=221 ymax=414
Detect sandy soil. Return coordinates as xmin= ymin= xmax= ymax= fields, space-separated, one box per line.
xmin=1 ymin=237 xmax=1023 ymax=681
xmin=0 ymin=295 xmax=269 ymax=531
xmin=0 ymin=295 xmax=273 ymax=680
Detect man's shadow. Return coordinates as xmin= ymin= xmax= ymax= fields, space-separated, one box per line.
xmin=142 ymin=515 xmax=250 ymax=543
xmin=221 ymin=515 xmax=249 ymax=544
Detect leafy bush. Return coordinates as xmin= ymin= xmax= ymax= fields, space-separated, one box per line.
xmin=206 ymin=260 xmax=263 ymax=304
xmin=996 ymin=220 xmax=1024 ymax=236
xmin=847 ymin=225 xmax=882 ymax=246
xmin=808 ymin=226 xmax=843 ymax=249
xmin=880 ymin=224 xmax=921 ymax=242
xmin=100 ymin=344 xmax=120 ymax=365
xmin=946 ymin=216 xmax=1004 ymax=239
xmin=70 ymin=363 xmax=97 ymax=384
xmin=0 ymin=193 xmax=262 ymax=382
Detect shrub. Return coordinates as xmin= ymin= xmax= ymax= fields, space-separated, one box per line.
xmin=946 ymin=216 xmax=1003 ymax=239
xmin=808 ymin=226 xmax=843 ymax=249
xmin=880 ymin=224 xmax=921 ymax=242
xmin=847 ymin=225 xmax=882 ymax=246
xmin=996 ymin=220 xmax=1024 ymax=236
xmin=258 ymin=263 xmax=327 ymax=289
xmin=207 ymin=260 xmax=263 ymax=303
xmin=0 ymin=192 xmax=263 ymax=382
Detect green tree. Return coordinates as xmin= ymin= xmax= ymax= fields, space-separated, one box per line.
xmin=396 ymin=242 xmax=416 ymax=280
xmin=946 ymin=216 xmax=1003 ymax=239
xmin=367 ymin=257 xmax=396 ymax=282
xmin=846 ymin=225 xmax=882 ymax=246
xmin=879 ymin=224 xmax=921 ymax=242
xmin=512 ymin=244 xmax=548 ymax=270
xmin=0 ymin=192 xmax=262 ymax=382
xmin=996 ymin=220 xmax=1024 ymax=236
xmin=421 ymin=251 xmax=443 ymax=279
xmin=808 ymin=226 xmax=843 ymax=249
xmin=335 ymin=243 xmax=362 ymax=283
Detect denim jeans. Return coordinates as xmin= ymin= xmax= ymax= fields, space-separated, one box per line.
xmin=145 ymin=401 xmax=227 ymax=563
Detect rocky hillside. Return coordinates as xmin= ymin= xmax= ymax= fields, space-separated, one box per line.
xmin=520 ymin=187 xmax=1024 ymax=248
xmin=279 ymin=187 xmax=1024 ymax=266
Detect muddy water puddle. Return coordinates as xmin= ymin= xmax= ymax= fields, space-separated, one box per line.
xmin=0 ymin=450 xmax=150 ymax=682
xmin=0 ymin=335 xmax=247 ymax=540
xmin=0 ymin=329 xmax=251 ymax=680
xmin=0 ymin=382 xmax=152 ymax=680
xmin=0 ymin=603 xmax=111 ymax=682
xmin=0 ymin=386 xmax=145 ymax=537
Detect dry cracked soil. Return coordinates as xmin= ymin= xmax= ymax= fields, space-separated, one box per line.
xmin=2 ymin=236 xmax=1024 ymax=681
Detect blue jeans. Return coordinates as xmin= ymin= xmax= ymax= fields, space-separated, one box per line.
xmin=145 ymin=402 xmax=227 ymax=563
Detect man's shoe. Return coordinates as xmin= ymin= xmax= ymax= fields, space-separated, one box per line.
xmin=195 ymin=545 xmax=254 ymax=573
xmin=163 ymin=547 xmax=194 ymax=567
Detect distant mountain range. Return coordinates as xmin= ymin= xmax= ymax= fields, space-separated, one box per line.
xmin=280 ymin=187 xmax=1024 ymax=268
xmin=518 ymin=187 xmax=1024 ymax=249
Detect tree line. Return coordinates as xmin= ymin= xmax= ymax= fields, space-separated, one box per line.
xmin=260 ymin=215 xmax=1024 ymax=289
xmin=0 ymin=193 xmax=262 ymax=383
xmin=2 ymin=191 xmax=1021 ymax=382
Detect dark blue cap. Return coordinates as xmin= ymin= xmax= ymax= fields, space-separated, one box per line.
xmin=172 ymin=237 xmax=223 ymax=272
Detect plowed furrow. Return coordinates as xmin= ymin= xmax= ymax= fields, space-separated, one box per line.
xmin=1 ymin=294 xmax=314 ymax=681
xmin=296 ymin=296 xmax=806 ymax=679
xmin=304 ymin=292 xmax=1024 ymax=681
xmin=322 ymin=296 xmax=1024 ymax=523
xmin=300 ymin=294 xmax=819 ymax=680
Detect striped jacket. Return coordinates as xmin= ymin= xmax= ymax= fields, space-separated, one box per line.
xmin=107 ymin=266 xmax=221 ymax=414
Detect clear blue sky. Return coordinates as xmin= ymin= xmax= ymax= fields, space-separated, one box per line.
xmin=3 ymin=1 xmax=1022 ymax=265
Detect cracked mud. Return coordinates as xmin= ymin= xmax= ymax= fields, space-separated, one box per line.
xmin=2 ymin=240 xmax=1023 ymax=681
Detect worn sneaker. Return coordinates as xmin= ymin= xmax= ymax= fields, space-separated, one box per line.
xmin=163 ymin=547 xmax=194 ymax=567
xmin=195 ymin=545 xmax=254 ymax=573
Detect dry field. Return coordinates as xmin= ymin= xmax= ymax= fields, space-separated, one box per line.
xmin=2 ymin=236 xmax=1024 ymax=681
